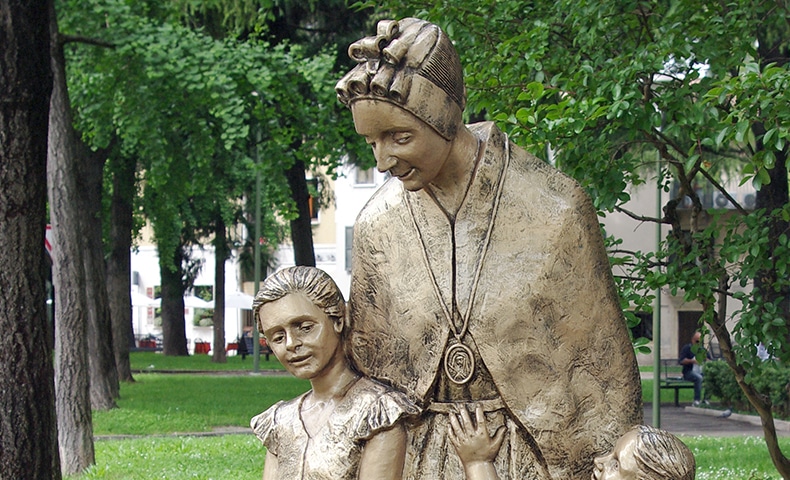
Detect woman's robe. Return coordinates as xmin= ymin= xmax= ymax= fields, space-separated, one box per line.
xmin=348 ymin=121 xmax=642 ymax=479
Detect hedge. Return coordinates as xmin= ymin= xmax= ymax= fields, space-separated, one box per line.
xmin=704 ymin=359 xmax=790 ymax=418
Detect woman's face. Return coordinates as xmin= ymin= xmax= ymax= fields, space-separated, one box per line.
xmin=592 ymin=430 xmax=640 ymax=480
xmin=351 ymin=100 xmax=453 ymax=192
xmin=258 ymin=292 xmax=343 ymax=380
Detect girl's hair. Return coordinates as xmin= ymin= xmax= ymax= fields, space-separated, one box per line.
xmin=252 ymin=266 xmax=347 ymax=335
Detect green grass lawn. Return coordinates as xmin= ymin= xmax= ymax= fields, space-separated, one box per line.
xmin=641 ymin=378 xmax=699 ymax=405
xmin=62 ymin=356 xmax=787 ymax=479
xmin=93 ymin=374 xmax=310 ymax=435
xmin=129 ymin=351 xmax=287 ymax=372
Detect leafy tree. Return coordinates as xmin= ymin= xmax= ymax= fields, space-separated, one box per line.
xmin=60 ymin=0 xmax=374 ymax=363
xmin=0 ymin=0 xmax=60 ymax=477
xmin=176 ymin=0 xmax=375 ymax=267
xmin=376 ymin=0 xmax=790 ymax=476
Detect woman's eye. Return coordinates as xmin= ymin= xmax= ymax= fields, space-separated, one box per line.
xmin=392 ymin=132 xmax=411 ymax=144
xmin=300 ymin=323 xmax=314 ymax=332
xmin=271 ymin=334 xmax=285 ymax=344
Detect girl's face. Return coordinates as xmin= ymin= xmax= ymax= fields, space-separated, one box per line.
xmin=258 ymin=292 xmax=343 ymax=381
xmin=591 ymin=430 xmax=639 ymax=480
xmin=351 ymin=99 xmax=453 ymax=192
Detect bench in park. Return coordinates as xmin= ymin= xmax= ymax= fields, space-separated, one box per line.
xmin=659 ymin=358 xmax=695 ymax=407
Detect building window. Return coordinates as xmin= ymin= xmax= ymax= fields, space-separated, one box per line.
xmin=354 ymin=167 xmax=375 ymax=186
xmin=307 ymin=178 xmax=320 ymax=222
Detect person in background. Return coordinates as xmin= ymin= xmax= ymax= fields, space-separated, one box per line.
xmin=678 ymin=331 xmax=709 ymax=406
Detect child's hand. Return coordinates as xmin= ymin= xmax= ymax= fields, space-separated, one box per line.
xmin=448 ymin=404 xmax=506 ymax=466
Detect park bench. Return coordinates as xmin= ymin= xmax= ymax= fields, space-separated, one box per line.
xmin=235 ymin=335 xmax=273 ymax=361
xmin=659 ymin=358 xmax=695 ymax=407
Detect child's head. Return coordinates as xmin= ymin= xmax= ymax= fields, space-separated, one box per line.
xmin=253 ymin=267 xmax=348 ymax=379
xmin=592 ymin=425 xmax=695 ymax=480
xmin=253 ymin=266 xmax=346 ymax=330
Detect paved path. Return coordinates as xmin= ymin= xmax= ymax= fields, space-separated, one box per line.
xmin=96 ymin=403 xmax=788 ymax=441
xmin=644 ymin=403 xmax=790 ymax=437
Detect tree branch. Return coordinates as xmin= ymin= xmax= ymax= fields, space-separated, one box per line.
xmin=614 ymin=205 xmax=668 ymax=224
xmin=58 ymin=33 xmax=115 ymax=49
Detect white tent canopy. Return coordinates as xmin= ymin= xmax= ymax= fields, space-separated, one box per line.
xmin=131 ymin=291 xmax=158 ymax=307
xmin=223 ymin=291 xmax=255 ymax=310
xmin=183 ymin=295 xmax=213 ymax=309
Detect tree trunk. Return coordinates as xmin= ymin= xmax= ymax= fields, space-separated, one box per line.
xmin=212 ymin=218 xmax=228 ymax=363
xmin=47 ymin=8 xmax=94 ymax=475
xmin=160 ymin=246 xmax=189 ymax=356
xmin=0 ymin=1 xmax=61 ymax=477
xmin=285 ymin=159 xmax=316 ymax=266
xmin=79 ymin=146 xmax=119 ymax=408
xmin=106 ymin=154 xmax=136 ymax=382
xmin=750 ymin=124 xmax=790 ymax=479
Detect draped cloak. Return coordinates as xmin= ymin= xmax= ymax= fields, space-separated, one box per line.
xmin=348 ymin=121 xmax=642 ymax=479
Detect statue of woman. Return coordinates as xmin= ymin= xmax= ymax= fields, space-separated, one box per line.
xmin=250 ymin=266 xmax=419 ymax=480
xmin=336 ymin=18 xmax=642 ymax=479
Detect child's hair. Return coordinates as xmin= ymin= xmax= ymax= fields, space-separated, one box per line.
xmin=252 ymin=266 xmax=347 ymax=335
xmin=632 ymin=424 xmax=695 ymax=479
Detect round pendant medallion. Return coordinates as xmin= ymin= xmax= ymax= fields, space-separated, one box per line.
xmin=444 ymin=342 xmax=475 ymax=385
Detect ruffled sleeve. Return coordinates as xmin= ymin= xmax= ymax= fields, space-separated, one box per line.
xmin=250 ymin=402 xmax=281 ymax=455
xmin=353 ymin=380 xmax=421 ymax=441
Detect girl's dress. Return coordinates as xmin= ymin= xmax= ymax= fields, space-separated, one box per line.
xmin=251 ymin=376 xmax=418 ymax=480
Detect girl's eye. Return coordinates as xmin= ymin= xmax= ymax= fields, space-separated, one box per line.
xmin=271 ymin=333 xmax=285 ymax=344
xmin=300 ymin=322 xmax=314 ymax=332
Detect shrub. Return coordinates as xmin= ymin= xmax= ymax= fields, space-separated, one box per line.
xmin=705 ymin=359 xmax=790 ymax=418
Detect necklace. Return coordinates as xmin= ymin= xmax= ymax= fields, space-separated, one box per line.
xmin=406 ymin=135 xmax=510 ymax=385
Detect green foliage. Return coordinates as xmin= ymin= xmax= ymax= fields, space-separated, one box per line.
xmin=367 ymin=3 xmax=790 ymax=471
xmin=372 ymin=0 xmax=790 ymax=351
xmin=59 ymin=0 xmax=370 ymax=273
xmin=705 ymin=359 xmax=790 ymax=419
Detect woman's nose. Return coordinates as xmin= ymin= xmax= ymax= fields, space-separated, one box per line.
xmin=375 ymin=154 xmax=396 ymax=172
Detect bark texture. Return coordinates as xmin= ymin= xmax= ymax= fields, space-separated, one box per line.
xmin=106 ymin=154 xmax=136 ymax=381
xmin=0 ymin=1 xmax=60 ymax=478
xmin=285 ymin=159 xmax=316 ymax=266
xmin=212 ymin=219 xmax=228 ymax=363
xmin=79 ymin=145 xmax=119 ymax=408
xmin=160 ymin=246 xmax=189 ymax=356
xmin=47 ymin=8 xmax=94 ymax=474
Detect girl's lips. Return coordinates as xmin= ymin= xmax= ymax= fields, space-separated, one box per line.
xmin=288 ymin=355 xmax=310 ymax=366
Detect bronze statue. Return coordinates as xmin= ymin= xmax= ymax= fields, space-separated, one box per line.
xmin=591 ymin=425 xmax=696 ymax=480
xmin=250 ymin=266 xmax=419 ymax=480
xmin=449 ymin=411 xmax=695 ymax=480
xmin=337 ymin=18 xmax=642 ymax=479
